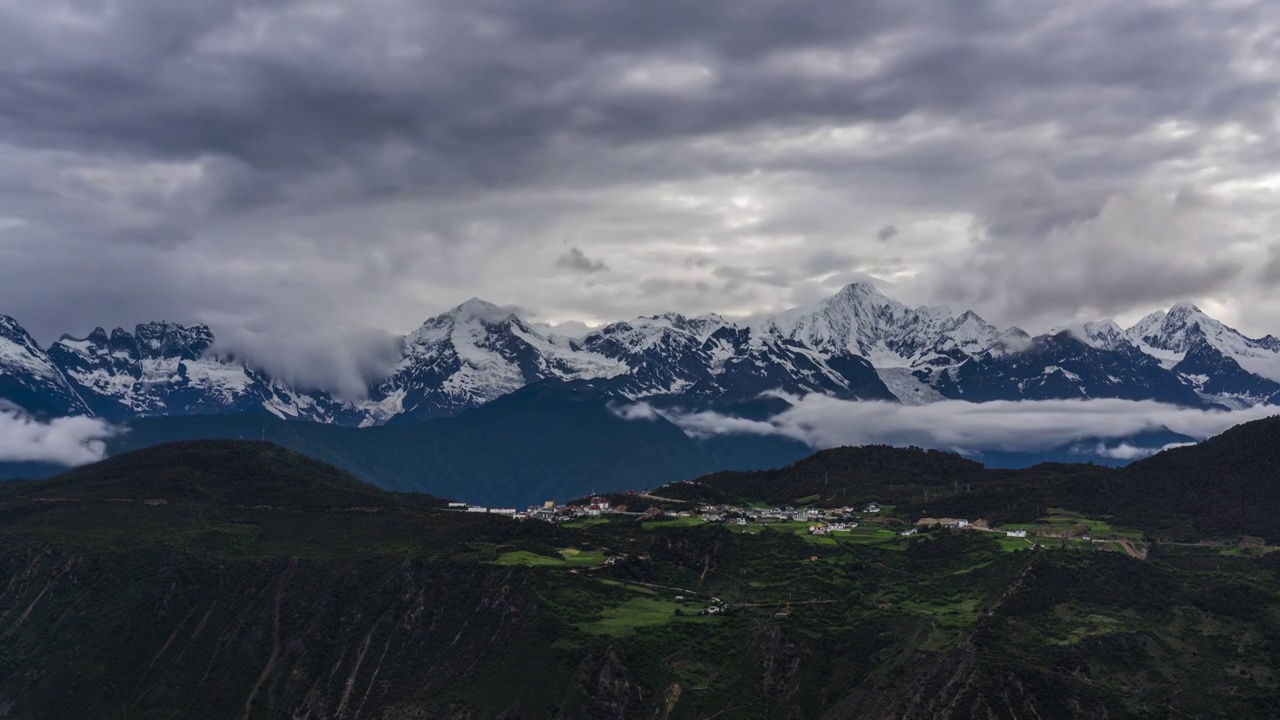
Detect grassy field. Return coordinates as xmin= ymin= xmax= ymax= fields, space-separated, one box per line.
xmin=1000 ymin=510 xmax=1144 ymax=541
xmin=837 ymin=526 xmax=901 ymax=544
xmin=995 ymin=536 xmax=1036 ymax=552
xmin=493 ymin=550 xmax=567 ymax=567
xmin=558 ymin=547 xmax=609 ymax=566
xmin=642 ymin=516 xmax=707 ymax=529
xmin=561 ymin=517 xmax=611 ymax=529
xmin=577 ymin=596 xmax=716 ymax=636
xmin=897 ymin=596 xmax=982 ymax=628
xmin=493 ymin=547 xmax=609 ymax=567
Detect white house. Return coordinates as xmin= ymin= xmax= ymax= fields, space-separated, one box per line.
xmin=866 ymin=503 xmax=881 ymax=513
xmin=900 ymin=528 xmax=918 ymax=537
xmin=491 ymin=508 xmax=517 ymax=516
xmin=447 ymin=501 xmax=467 ymax=509
xmin=1006 ymin=529 xmax=1027 ymax=538
xmin=466 ymin=506 xmax=489 ymax=513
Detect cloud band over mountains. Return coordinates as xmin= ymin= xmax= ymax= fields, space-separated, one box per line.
xmin=630 ymin=396 xmax=1279 ymax=458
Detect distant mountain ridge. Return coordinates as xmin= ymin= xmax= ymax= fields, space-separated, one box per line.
xmin=3 ymin=284 xmax=1280 ymax=425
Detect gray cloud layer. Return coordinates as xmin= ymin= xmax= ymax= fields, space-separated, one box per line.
xmin=1 ymin=0 xmax=1279 ymax=388
xmin=652 ymin=396 xmax=1278 ymax=456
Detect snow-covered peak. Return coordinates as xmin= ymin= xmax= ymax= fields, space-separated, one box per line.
xmin=0 ymin=315 xmax=61 ymax=382
xmin=761 ymin=283 xmax=994 ymax=367
xmin=0 ymin=314 xmax=92 ymax=416
xmin=0 ymin=314 xmax=27 ymax=339
xmin=408 ymin=300 xmax=517 ymax=347
xmin=448 ymin=298 xmax=517 ymax=324
xmin=367 ymin=298 xmax=626 ymax=422
xmin=1072 ymin=319 xmax=1130 ymax=351
xmin=632 ymin=310 xmax=732 ymax=340
xmin=1125 ymin=302 xmax=1280 ymax=381
xmin=1128 ymin=303 xmax=1218 ymax=354
xmin=938 ymin=310 xmax=1001 ymax=355
xmin=133 ymin=322 xmax=214 ymax=359
xmin=53 ymin=322 xmax=214 ymax=361
xmin=833 ymin=281 xmax=892 ymax=303
xmin=647 ymin=313 xmax=730 ymax=342
xmin=1167 ymin=301 xmax=1204 ymax=318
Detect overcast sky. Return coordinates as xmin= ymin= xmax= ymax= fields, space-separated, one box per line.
xmin=3 ymin=0 xmax=1280 ymax=370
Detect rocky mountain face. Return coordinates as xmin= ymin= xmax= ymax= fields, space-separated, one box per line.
xmin=44 ymin=322 xmax=359 ymax=424
xmin=0 ymin=315 xmax=90 ymax=417
xmin=358 ymin=299 xmax=628 ymax=424
xmin=3 ymin=284 xmax=1279 ymax=425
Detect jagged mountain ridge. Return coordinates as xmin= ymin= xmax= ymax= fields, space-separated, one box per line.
xmin=46 ymin=322 xmax=361 ymax=424
xmin=2 ymin=284 xmax=1278 ymax=425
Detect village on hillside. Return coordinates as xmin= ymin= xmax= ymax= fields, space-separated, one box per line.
xmin=441 ymin=492 xmax=1169 ymax=554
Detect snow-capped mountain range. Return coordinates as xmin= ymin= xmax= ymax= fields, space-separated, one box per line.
xmin=3 ymin=283 xmax=1278 ymax=425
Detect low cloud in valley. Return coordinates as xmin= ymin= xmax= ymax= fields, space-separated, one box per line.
xmin=633 ymin=396 xmax=1279 ymax=458
xmin=0 ymin=409 xmax=118 ymax=466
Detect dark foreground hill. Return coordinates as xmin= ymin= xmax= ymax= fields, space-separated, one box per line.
xmin=3 ymin=441 xmax=1280 ymax=718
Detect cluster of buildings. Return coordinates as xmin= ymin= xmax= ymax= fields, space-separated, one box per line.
xmin=692 ymin=503 xmax=881 ymax=526
xmin=446 ymin=501 xmax=519 ymax=516
xmin=807 ymin=522 xmax=858 ymax=536
xmin=448 ymin=495 xmax=892 ymax=526
xmin=447 ymin=494 xmax=1048 ymax=551
xmin=446 ymin=497 xmax=618 ymax=522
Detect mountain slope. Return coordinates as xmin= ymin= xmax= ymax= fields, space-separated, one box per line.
xmin=20 ymin=440 xmax=423 ymax=508
xmin=760 ymin=283 xmax=1000 ymax=368
xmin=48 ymin=323 xmax=263 ymax=421
xmin=657 ymin=414 xmax=1280 ymax=543
xmin=936 ymin=332 xmax=1212 ymax=406
xmin=362 ymin=299 xmax=626 ymax=423
xmin=1128 ymin=303 xmax=1280 ymax=381
xmin=0 ymin=315 xmax=89 ymax=417
xmin=1103 ymin=415 xmax=1280 ymax=542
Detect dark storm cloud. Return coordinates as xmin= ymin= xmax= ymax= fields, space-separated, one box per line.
xmin=1 ymin=0 xmax=1279 ymax=383
xmin=5 ymin=1 xmax=1274 ymax=190
xmin=556 ymin=247 xmax=609 ymax=273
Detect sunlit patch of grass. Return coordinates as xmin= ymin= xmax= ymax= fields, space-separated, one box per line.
xmin=493 ymin=550 xmax=566 ymax=567
xmin=577 ymin=597 xmax=715 ymax=636
xmin=562 ymin=517 xmax=610 ymax=529
xmin=643 ymin=516 xmax=707 ymax=529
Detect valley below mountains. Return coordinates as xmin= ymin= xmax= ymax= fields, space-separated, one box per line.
xmin=3 ymin=420 xmax=1280 ymax=719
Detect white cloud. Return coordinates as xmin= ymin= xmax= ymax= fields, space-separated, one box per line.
xmin=649 ymin=395 xmax=1278 ymax=455
xmin=1087 ymin=441 xmax=1195 ymax=461
xmin=0 ymin=410 xmax=118 ymax=466
xmin=609 ymin=402 xmax=661 ymax=421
